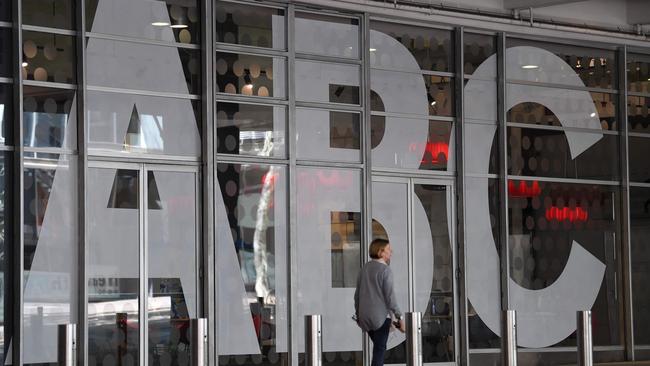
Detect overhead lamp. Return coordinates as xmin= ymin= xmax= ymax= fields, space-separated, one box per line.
xmin=369 ymin=48 xmax=377 ymax=52
xmin=521 ymin=64 xmax=538 ymax=69
xmin=430 ymin=100 xmax=437 ymax=106
xmin=590 ymin=112 xmax=596 ymax=118
xmin=151 ymin=21 xmax=170 ymax=27
xmin=170 ymin=17 xmax=188 ymax=29
xmin=21 ymin=62 xmax=28 ymax=67
xmin=170 ymin=23 xmax=188 ymax=29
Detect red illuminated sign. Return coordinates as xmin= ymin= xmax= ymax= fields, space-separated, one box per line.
xmin=508 ymin=180 xmax=541 ymax=198
xmin=410 ymin=142 xmax=449 ymax=164
xmin=545 ymin=206 xmax=588 ymax=222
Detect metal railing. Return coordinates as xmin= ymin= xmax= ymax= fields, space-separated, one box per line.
xmin=501 ymin=310 xmax=517 ymax=366
xmin=577 ymin=310 xmax=593 ymax=366
xmin=405 ymin=312 xmax=423 ymax=366
xmin=191 ymin=318 xmax=208 ymax=366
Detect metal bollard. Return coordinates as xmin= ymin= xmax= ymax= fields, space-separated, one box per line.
xmin=405 ymin=312 xmax=423 ymax=366
xmin=191 ymin=318 xmax=208 ymax=366
xmin=577 ymin=310 xmax=593 ymax=366
xmin=305 ymin=315 xmax=322 ymax=366
xmin=501 ymin=310 xmax=517 ymax=366
xmin=57 ymin=323 xmax=76 ymax=366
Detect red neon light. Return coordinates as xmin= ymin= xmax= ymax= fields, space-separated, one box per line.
xmin=545 ymin=206 xmax=588 ymax=222
xmin=508 ymin=180 xmax=541 ymax=198
xmin=261 ymin=172 xmax=276 ymax=187
xmin=410 ymin=141 xmax=449 ymax=164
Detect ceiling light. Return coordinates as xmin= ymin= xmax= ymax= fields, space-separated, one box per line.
xmin=369 ymin=48 xmax=377 ymax=52
xmin=170 ymin=24 xmax=188 ymax=29
xmin=430 ymin=101 xmax=437 ymax=106
xmin=21 ymin=62 xmax=28 ymax=67
xmin=522 ymin=65 xmax=538 ymax=69
xmin=151 ymin=21 xmax=170 ymax=27
xmin=590 ymin=112 xmax=596 ymax=118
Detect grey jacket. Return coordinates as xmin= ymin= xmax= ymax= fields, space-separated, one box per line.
xmin=354 ymin=260 xmax=402 ymax=332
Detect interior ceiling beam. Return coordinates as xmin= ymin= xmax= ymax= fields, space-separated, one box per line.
xmin=503 ymin=0 xmax=590 ymax=10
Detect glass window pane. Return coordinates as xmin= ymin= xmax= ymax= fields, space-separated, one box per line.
xmin=295 ymin=60 xmax=359 ymax=104
xmin=88 ymin=167 xmax=140 ymax=366
xmin=507 ymin=127 xmax=620 ymax=181
xmin=216 ymin=163 xmax=289 ymax=366
xmin=23 ymin=0 xmax=74 ymax=29
xmin=464 ymin=33 xmax=495 ymax=76
xmin=87 ymin=91 xmax=201 ymax=157
xmin=508 ymin=91 xmax=618 ymax=132
xmin=0 ymin=152 xmax=11 ymax=363
xmin=464 ymin=119 xmax=499 ymax=175
xmin=627 ymin=95 xmax=650 ymax=134
xmin=215 ymin=2 xmax=285 ymax=49
xmin=0 ymin=84 xmax=13 ymax=146
xmin=296 ymin=167 xmax=362 ymax=366
xmin=23 ymin=154 xmax=77 ymax=365
xmin=86 ymin=0 xmax=200 ymax=44
xmin=506 ymin=38 xmax=616 ymax=90
xmin=216 ymin=52 xmax=286 ymax=99
xmin=627 ymin=53 xmax=650 ymax=93
xmin=629 ymin=136 xmax=650 ymax=183
xmin=508 ymin=182 xmax=621 ymax=346
xmin=22 ymin=31 xmax=76 ymax=84
xmin=216 ymin=102 xmax=286 ymax=158
xmin=425 ymin=76 xmax=454 ymax=117
xmin=631 ymin=187 xmax=650 ymax=345
xmin=147 ymin=170 xmax=198 ymax=364
xmin=414 ymin=184 xmax=454 ymax=363
xmin=295 ymin=13 xmax=359 ymax=59
xmin=23 ymin=86 xmax=76 ymax=150
xmin=296 ymin=108 xmax=360 ymax=162
xmin=0 ymin=28 xmax=12 ymax=78
xmin=370 ymin=22 xmax=453 ymax=73
xmin=87 ymin=39 xmax=200 ymax=95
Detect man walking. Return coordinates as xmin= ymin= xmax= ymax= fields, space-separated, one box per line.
xmin=354 ymin=238 xmax=405 ymax=366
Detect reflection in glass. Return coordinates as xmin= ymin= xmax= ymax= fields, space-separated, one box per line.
xmin=0 ymin=84 xmax=13 ymax=146
xmin=86 ymin=0 xmax=200 ymax=44
xmin=507 ymin=127 xmax=619 ymax=181
xmin=296 ymin=167 xmax=361 ymax=366
xmin=370 ymin=22 xmax=453 ymax=72
xmin=23 ymin=154 xmax=77 ymax=364
xmin=295 ymin=13 xmax=359 ymax=59
xmin=506 ymin=38 xmax=616 ymax=89
xmin=417 ymin=121 xmax=452 ymax=171
xmin=216 ymin=2 xmax=285 ymax=49
xmin=508 ymin=92 xmax=617 ymax=131
xmin=295 ymin=60 xmax=359 ymax=105
xmin=627 ymin=95 xmax=650 ymax=134
xmin=464 ymin=33 xmax=495 ymax=76
xmin=296 ymin=108 xmax=360 ymax=162
xmin=508 ymin=182 xmax=621 ymax=345
xmin=414 ymin=184 xmax=454 ymax=362
xmin=627 ymin=54 xmax=650 ymax=94
xmin=216 ymin=102 xmax=286 ymax=157
xmin=0 ymin=28 xmax=11 ymax=78
xmin=87 ymin=91 xmax=201 ymax=157
xmin=22 ymin=31 xmax=76 ymax=84
xmin=629 ymin=136 xmax=650 ymax=183
xmin=217 ymin=163 xmax=288 ymax=366
xmin=216 ymin=52 xmax=285 ymax=98
xmin=0 ymin=152 xmax=11 ymax=363
xmin=23 ymin=0 xmax=74 ymax=29
xmin=425 ymin=76 xmax=454 ymax=117
xmin=147 ymin=171 xmax=198 ymax=365
xmin=23 ymin=86 xmax=76 ymax=150
xmin=631 ymin=187 xmax=650 ymax=345
xmin=88 ymin=168 xmax=140 ymax=366
xmin=330 ymin=212 xmax=361 ymax=288
xmin=87 ymin=39 xmax=200 ymax=95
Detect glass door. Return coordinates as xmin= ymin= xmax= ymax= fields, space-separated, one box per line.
xmin=371 ymin=177 xmax=457 ymax=365
xmin=87 ymin=162 xmax=199 ymax=366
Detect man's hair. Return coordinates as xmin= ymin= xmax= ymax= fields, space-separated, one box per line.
xmin=369 ymin=238 xmax=390 ymax=259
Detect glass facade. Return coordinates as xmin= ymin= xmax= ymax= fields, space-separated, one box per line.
xmin=0 ymin=0 xmax=649 ymax=364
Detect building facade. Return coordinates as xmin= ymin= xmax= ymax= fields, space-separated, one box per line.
xmin=2 ymin=0 xmax=650 ymax=364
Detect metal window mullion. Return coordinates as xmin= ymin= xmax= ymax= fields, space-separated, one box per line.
xmin=361 ymin=12 xmax=372 ymax=366
xmin=201 ymin=0 xmax=216 ymax=363
xmin=76 ymin=0 xmax=88 ymax=362
xmin=139 ymin=165 xmax=147 ymax=366
xmin=618 ymin=46 xmax=635 ymax=361
xmin=454 ymin=26 xmax=470 ymax=366
xmin=287 ymin=5 xmax=298 ymax=366
xmin=496 ymin=32 xmax=510 ymax=311
xmin=12 ymin=0 xmax=23 ymax=360
xmin=407 ymin=179 xmax=415 ymax=312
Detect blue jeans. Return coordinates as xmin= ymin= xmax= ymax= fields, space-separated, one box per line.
xmin=368 ymin=319 xmax=391 ymax=366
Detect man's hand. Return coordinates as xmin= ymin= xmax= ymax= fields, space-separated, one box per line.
xmin=398 ymin=319 xmax=405 ymax=333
